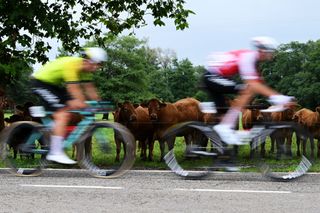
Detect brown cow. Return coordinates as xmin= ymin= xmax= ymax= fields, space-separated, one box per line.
xmin=112 ymin=107 xmax=122 ymax=161
xmin=142 ymin=98 xmax=180 ymax=161
xmin=173 ymin=98 xmax=206 ymax=148
xmin=268 ymin=107 xmax=296 ymax=158
xmin=174 ymin=98 xmax=203 ymax=122
xmin=292 ymin=107 xmax=320 ymax=158
xmin=114 ymin=101 xmax=154 ymax=161
xmin=242 ymin=108 xmax=264 ymax=158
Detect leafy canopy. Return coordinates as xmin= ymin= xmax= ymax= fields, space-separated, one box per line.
xmin=0 ymin=0 xmax=194 ymax=64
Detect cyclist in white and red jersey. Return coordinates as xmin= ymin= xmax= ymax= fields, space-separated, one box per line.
xmin=202 ymin=36 xmax=294 ymax=145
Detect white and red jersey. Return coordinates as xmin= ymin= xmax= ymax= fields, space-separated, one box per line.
xmin=206 ymin=49 xmax=262 ymax=81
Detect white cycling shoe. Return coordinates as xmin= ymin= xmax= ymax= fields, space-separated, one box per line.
xmin=46 ymin=152 xmax=77 ymax=164
xmin=213 ymin=124 xmax=248 ymax=145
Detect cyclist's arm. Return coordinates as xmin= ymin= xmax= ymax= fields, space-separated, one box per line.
xmin=67 ymin=83 xmax=86 ymax=101
xmin=81 ymin=82 xmax=101 ymax=101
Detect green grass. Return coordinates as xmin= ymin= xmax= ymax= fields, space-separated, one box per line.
xmin=1 ymin=113 xmax=320 ymax=173
xmin=1 ymin=134 xmax=320 ymax=172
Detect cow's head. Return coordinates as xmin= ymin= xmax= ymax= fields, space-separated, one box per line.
xmin=118 ymin=101 xmax=137 ymax=122
xmin=142 ymin=98 xmax=166 ymax=121
xmin=251 ymin=109 xmax=263 ymax=122
xmin=283 ymin=108 xmax=295 ymax=121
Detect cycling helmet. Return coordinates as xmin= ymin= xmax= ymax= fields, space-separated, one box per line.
xmin=82 ymin=47 xmax=107 ymax=63
xmin=251 ymin=36 xmax=278 ymax=52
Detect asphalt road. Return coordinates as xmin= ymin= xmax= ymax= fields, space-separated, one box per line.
xmin=1 ymin=169 xmax=320 ymax=213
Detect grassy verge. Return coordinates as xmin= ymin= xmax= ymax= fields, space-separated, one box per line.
xmin=1 ymin=113 xmax=319 ymax=173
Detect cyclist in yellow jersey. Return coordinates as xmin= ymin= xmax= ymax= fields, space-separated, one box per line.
xmin=32 ymin=47 xmax=107 ymax=164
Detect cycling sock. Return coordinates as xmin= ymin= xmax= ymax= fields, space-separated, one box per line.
xmin=220 ymin=108 xmax=241 ymax=129
xmin=50 ymin=135 xmax=64 ymax=154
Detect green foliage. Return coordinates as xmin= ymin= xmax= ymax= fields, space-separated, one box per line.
xmin=168 ymin=58 xmax=197 ymax=100
xmin=94 ymin=36 xmax=154 ymax=103
xmin=83 ymin=35 xmax=203 ymax=103
xmin=0 ymin=0 xmax=194 ymax=64
xmin=0 ymin=58 xmax=36 ymax=105
xmin=261 ymin=40 xmax=320 ymax=108
xmin=0 ymin=0 xmax=194 ymax=99
xmin=147 ymin=68 xmax=174 ymax=102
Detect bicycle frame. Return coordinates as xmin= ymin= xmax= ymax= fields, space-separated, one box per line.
xmin=38 ymin=113 xmax=94 ymax=149
xmin=27 ymin=101 xmax=113 ymax=152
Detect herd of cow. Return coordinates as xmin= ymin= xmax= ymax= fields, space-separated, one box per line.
xmin=113 ymin=98 xmax=320 ymax=162
xmin=1 ymin=97 xmax=320 ymax=163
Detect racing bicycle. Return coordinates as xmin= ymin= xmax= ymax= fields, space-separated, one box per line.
xmin=0 ymin=101 xmax=136 ymax=178
xmin=163 ymin=111 xmax=312 ymax=181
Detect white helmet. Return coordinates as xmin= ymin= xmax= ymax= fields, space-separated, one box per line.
xmin=83 ymin=47 xmax=107 ymax=63
xmin=251 ymin=36 xmax=278 ymax=52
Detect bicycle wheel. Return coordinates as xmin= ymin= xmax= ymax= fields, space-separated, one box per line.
xmin=0 ymin=121 xmax=49 ymax=176
xmin=251 ymin=122 xmax=312 ymax=181
xmin=78 ymin=121 xmax=135 ymax=178
xmin=163 ymin=121 xmax=224 ymax=179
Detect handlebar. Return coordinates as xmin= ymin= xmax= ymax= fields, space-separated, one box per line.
xmin=85 ymin=100 xmax=113 ymax=106
xmin=29 ymin=100 xmax=115 ymax=117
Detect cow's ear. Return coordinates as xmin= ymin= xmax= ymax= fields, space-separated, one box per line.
xmin=117 ymin=103 xmax=123 ymax=108
xmin=133 ymin=103 xmax=139 ymax=108
xmin=316 ymin=106 xmax=320 ymax=113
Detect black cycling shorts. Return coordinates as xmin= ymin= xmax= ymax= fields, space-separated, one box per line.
xmin=202 ymin=71 xmax=241 ymax=115
xmin=31 ymin=79 xmax=72 ymax=111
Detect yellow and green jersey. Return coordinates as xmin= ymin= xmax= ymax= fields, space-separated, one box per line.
xmin=33 ymin=57 xmax=93 ymax=86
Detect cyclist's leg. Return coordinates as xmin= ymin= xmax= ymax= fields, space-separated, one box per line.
xmin=202 ymin=71 xmax=250 ymax=145
xmin=220 ymin=86 xmax=254 ymax=128
xmin=31 ymin=79 xmax=76 ymax=164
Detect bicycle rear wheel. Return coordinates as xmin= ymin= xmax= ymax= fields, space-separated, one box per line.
xmin=163 ymin=121 xmax=223 ymax=179
xmin=0 ymin=121 xmax=49 ymax=176
xmin=251 ymin=122 xmax=312 ymax=181
xmin=78 ymin=121 xmax=135 ymax=178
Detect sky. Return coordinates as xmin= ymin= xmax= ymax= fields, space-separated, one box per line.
xmin=34 ymin=0 xmax=320 ymax=70
xmin=133 ymin=0 xmax=320 ymax=66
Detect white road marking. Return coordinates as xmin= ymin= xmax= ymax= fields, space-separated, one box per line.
xmin=1 ymin=168 xmax=320 ymax=175
xmin=174 ymin=188 xmax=292 ymax=194
xmin=20 ymin=184 xmax=123 ymax=190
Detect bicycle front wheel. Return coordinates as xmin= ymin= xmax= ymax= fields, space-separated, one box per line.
xmin=78 ymin=121 xmax=135 ymax=178
xmin=252 ymin=122 xmax=312 ymax=181
xmin=163 ymin=121 xmax=223 ymax=179
xmin=0 ymin=121 xmax=49 ymax=176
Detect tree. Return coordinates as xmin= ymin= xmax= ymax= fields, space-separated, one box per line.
xmin=193 ymin=65 xmax=209 ymax=101
xmin=146 ymin=48 xmax=177 ymax=101
xmin=168 ymin=58 xmax=197 ymax=100
xmin=94 ymin=36 xmax=154 ymax=102
xmin=0 ymin=0 xmax=194 ymax=64
xmin=261 ymin=40 xmax=320 ymax=108
xmin=148 ymin=67 xmax=174 ymax=101
xmin=0 ymin=59 xmax=35 ymax=105
xmin=0 ymin=0 xmax=194 ymax=106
